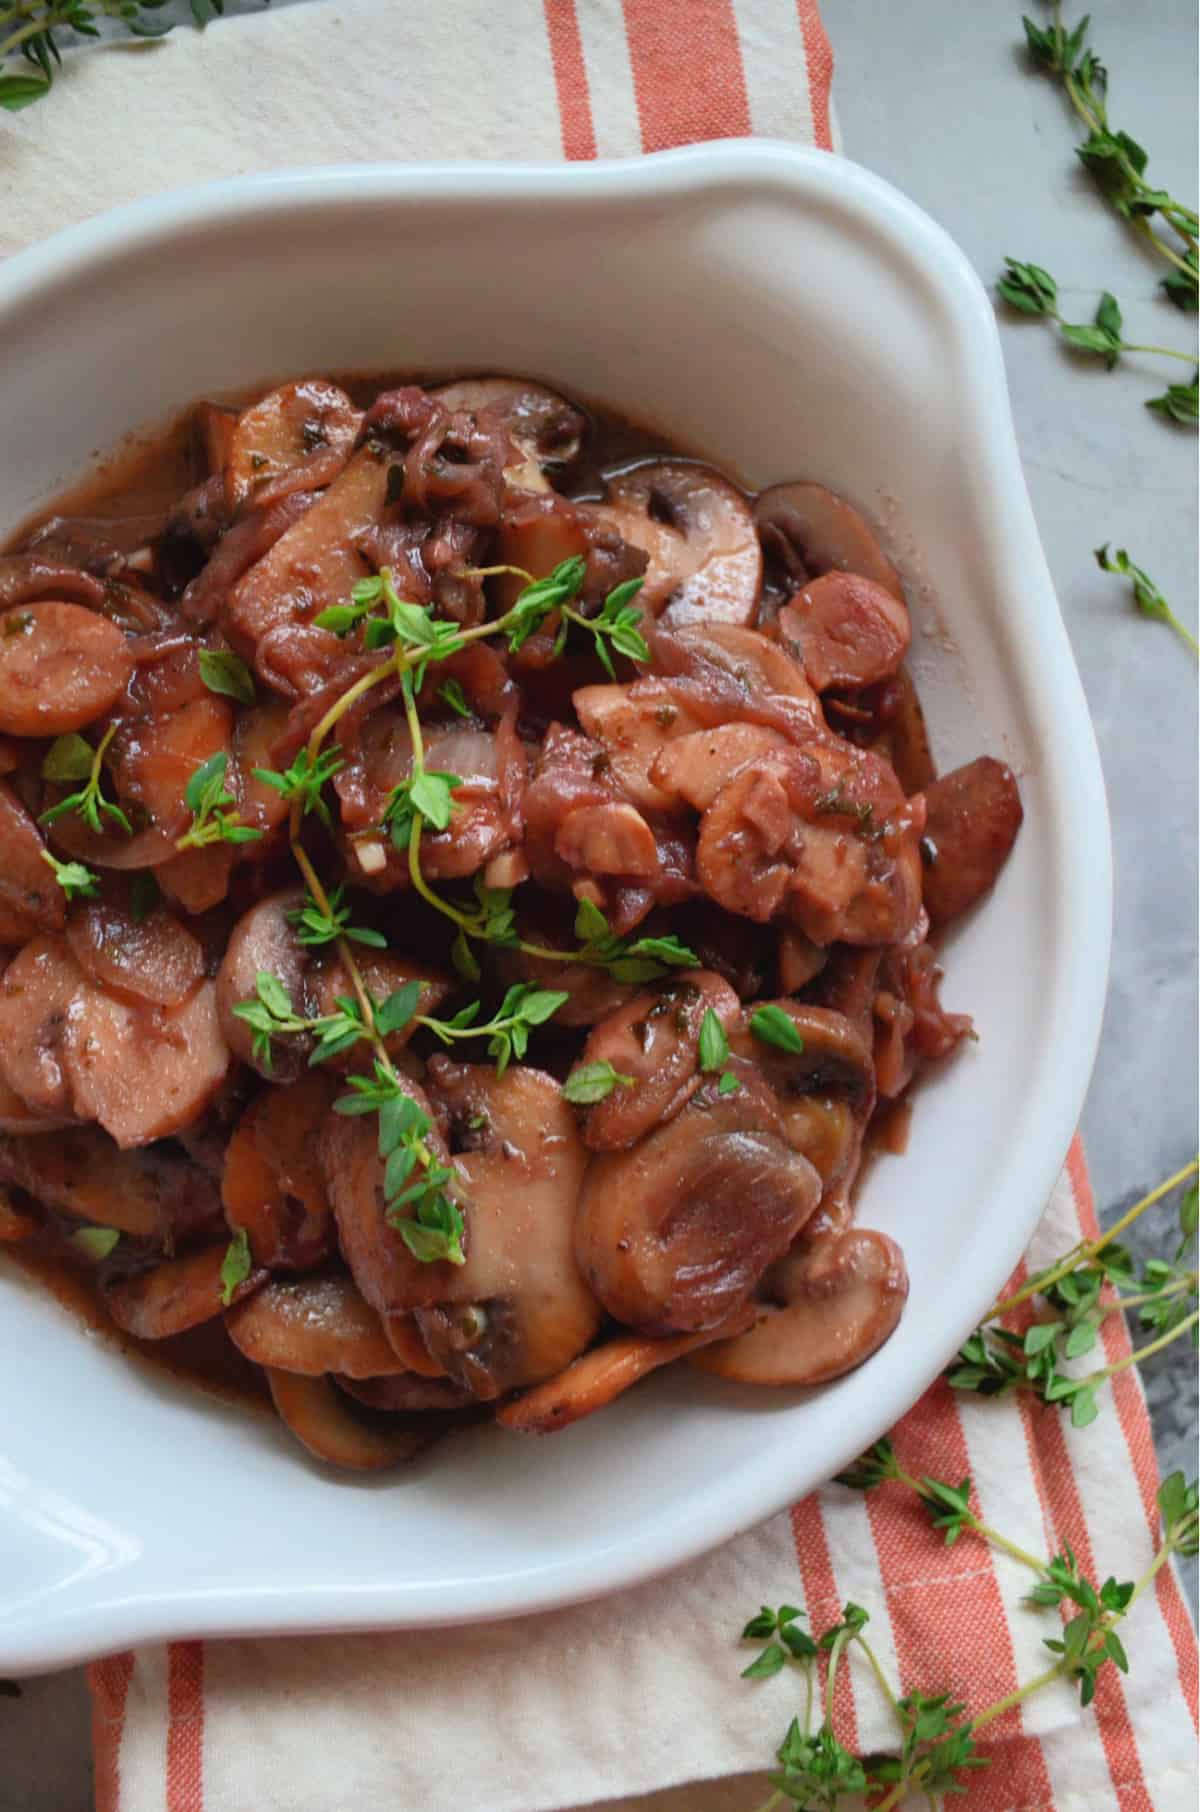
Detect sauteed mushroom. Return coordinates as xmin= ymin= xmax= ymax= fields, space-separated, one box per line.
xmin=592 ymin=462 xmax=761 ymax=626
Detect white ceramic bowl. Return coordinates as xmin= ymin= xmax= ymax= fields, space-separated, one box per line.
xmin=0 ymin=142 xmax=1110 ymax=1673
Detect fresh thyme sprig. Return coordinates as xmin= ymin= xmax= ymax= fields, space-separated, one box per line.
xmin=997 ymin=261 xmax=1197 ymax=421
xmin=39 ymin=724 xmax=132 ymax=836
xmin=39 ymin=848 xmax=99 ymax=900
xmin=1095 ymin=544 xmax=1200 ymax=654
xmin=231 ymin=973 xmax=466 ymax=1266
xmin=175 ymin=750 xmax=263 ymax=851
xmin=287 ymin=883 xmax=386 ymax=951
xmin=253 ymin=745 xmax=345 ymax=826
xmin=1020 ymin=4 xmax=1199 ymax=301
xmin=0 ymin=1 xmax=228 ymax=113
xmin=744 ymin=1462 xmax=1198 ymax=1807
xmin=947 ymin=1160 xmax=1199 ymax=1427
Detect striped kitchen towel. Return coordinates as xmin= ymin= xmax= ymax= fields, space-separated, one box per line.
xmin=4 ymin=2 xmax=1192 ymax=1808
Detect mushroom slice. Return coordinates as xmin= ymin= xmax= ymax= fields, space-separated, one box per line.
xmin=0 ymin=1127 xmax=220 ymax=1239
xmin=225 ymin=380 xmax=361 ymax=513
xmin=697 ymin=737 xmax=925 ymax=946
xmin=919 ymin=756 xmax=1024 ymax=927
xmin=216 ymin=890 xmax=309 ymax=1080
xmin=688 ymin=1229 xmax=908 ymax=1385
xmin=573 ymin=678 xmax=711 ymax=813
xmin=105 ymin=1244 xmax=265 ymax=1340
xmin=569 ymin=972 xmax=741 ymax=1152
xmin=320 ymin=1073 xmax=467 ymax=1318
xmin=66 ymin=897 xmax=204 ymax=1008
xmin=664 ymin=622 xmax=822 ymax=715
xmin=0 ymin=933 xmax=87 ymax=1116
xmin=778 ymin=572 xmax=911 ymax=693
xmin=554 ymin=800 xmax=660 ymax=878
xmin=337 ymin=1371 xmax=475 ymax=1413
xmin=221 ymin=1072 xmax=337 ymax=1270
xmin=496 ymin=1306 xmax=756 ymax=1435
xmin=432 ymin=378 xmax=585 ymax=492
xmin=63 ymin=977 xmax=229 ymax=1149
xmin=0 ymin=781 xmax=64 ymax=932
xmin=226 ymin=1271 xmax=405 ymax=1377
xmin=266 ymin=1369 xmax=441 ymax=1472
xmin=414 ymin=1062 xmax=601 ymax=1399
xmin=591 ymin=462 xmax=761 ymax=627
xmin=383 ymin=1313 xmax=450 ymax=1378
xmin=225 ymin=447 xmax=389 ymax=661
xmin=649 ymin=722 xmax=792 ymax=814
xmin=0 ymin=601 xmax=132 ymax=736
xmin=732 ymin=1002 xmax=875 ymax=1195
xmin=754 ymin=482 xmax=904 ymax=603
xmin=303 ymin=950 xmax=452 ymax=1071
xmin=576 ymin=1079 xmax=822 ymax=1335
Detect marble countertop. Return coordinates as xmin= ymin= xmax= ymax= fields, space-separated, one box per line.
xmin=4 ymin=2 xmax=1196 ymax=1807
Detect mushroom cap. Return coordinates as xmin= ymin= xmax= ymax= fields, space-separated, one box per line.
xmin=225 ymin=1271 xmax=406 ymax=1378
xmin=576 ymin=1076 xmax=822 ymax=1335
xmin=591 ymin=461 xmax=761 ymax=627
xmin=688 ymin=1227 xmax=908 ymax=1385
xmin=415 ymin=1061 xmax=601 ymax=1399
xmin=266 ymin=1368 xmax=443 ymax=1472
xmin=754 ymin=481 xmax=904 ymax=603
xmin=571 ymin=971 xmax=742 ymax=1152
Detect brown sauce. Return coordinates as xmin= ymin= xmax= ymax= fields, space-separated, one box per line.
xmin=1 ymin=1239 xmax=269 ymax=1412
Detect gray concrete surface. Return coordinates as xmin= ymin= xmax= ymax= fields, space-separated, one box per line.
xmin=1 ymin=3 xmax=1195 ymax=1808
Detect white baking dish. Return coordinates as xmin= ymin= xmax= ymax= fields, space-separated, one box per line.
xmin=0 ymin=141 xmax=1110 ymax=1672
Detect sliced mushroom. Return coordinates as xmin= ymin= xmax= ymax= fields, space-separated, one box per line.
xmin=432 ymin=378 xmax=586 ymax=492
xmin=225 ymin=446 xmax=389 ymax=661
xmin=0 ymin=779 xmax=64 ymax=931
xmin=64 ymin=976 xmax=229 ymax=1149
xmin=591 ymin=462 xmax=761 ymax=627
xmin=216 ymin=890 xmax=309 ymax=1080
xmin=225 ymin=1271 xmax=405 ymax=1377
xmin=266 ymin=1368 xmax=442 ymax=1471
xmin=573 ymin=677 xmax=712 ymax=813
xmin=920 ymin=756 xmax=1024 ymax=927
xmin=0 ymin=553 xmax=108 ymax=613
xmin=662 ymin=622 xmax=822 ymax=716
xmin=754 ymin=482 xmax=904 ymax=603
xmin=0 ymin=601 xmax=132 ymax=736
xmin=688 ymin=1229 xmax=908 ymax=1385
xmin=383 ymin=1313 xmax=451 ymax=1378
xmin=0 ymin=933 xmax=87 ymax=1116
xmin=696 ymin=737 xmax=925 ymax=946
xmin=554 ymin=800 xmax=661 ymax=878
xmin=336 ymin=1371 xmax=475 ymax=1413
xmin=778 ymin=572 xmax=911 ymax=693
xmin=570 ymin=972 xmax=741 ymax=1152
xmin=65 ymin=897 xmax=205 ymax=1008
xmin=496 ymin=1307 xmax=756 ymax=1435
xmin=871 ymin=666 xmax=937 ymax=795
xmin=303 ymin=950 xmax=452 ymax=1072
xmin=576 ymin=1077 xmax=822 ymax=1334
xmin=221 ymin=1072 xmax=337 ymax=1270
xmin=225 ymin=380 xmax=361 ymax=514
xmin=410 ymin=1062 xmax=600 ymax=1399
xmin=0 ymin=1126 xmax=222 ymax=1239
xmin=695 ymin=752 xmax=820 ymax=924
xmin=105 ymin=1243 xmax=265 ymax=1340
xmin=730 ymin=1002 xmax=875 ymax=1195
xmin=649 ymin=722 xmax=792 ymax=813
xmin=320 ymin=1072 xmax=468 ymax=1319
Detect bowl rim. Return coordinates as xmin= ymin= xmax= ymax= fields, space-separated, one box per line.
xmin=0 ymin=139 xmax=1112 ymax=1669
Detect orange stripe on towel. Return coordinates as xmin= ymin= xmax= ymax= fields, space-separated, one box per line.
xmin=621 ymin=0 xmax=752 ymax=150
